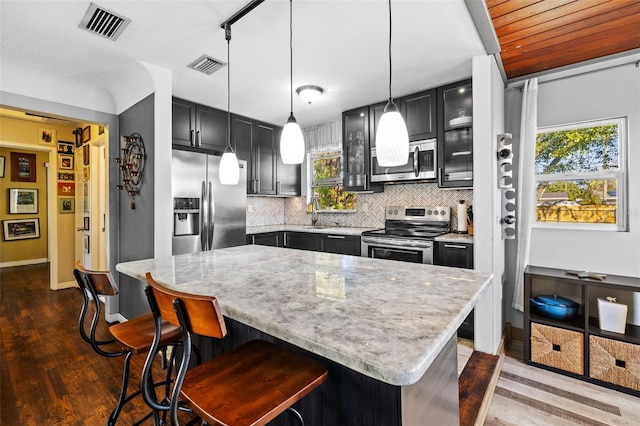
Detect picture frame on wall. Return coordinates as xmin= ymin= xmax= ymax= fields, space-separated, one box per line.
xmin=10 ymin=152 xmax=36 ymax=182
xmin=57 ymin=182 xmax=75 ymax=196
xmin=83 ymin=144 xmax=90 ymax=165
xmin=58 ymin=197 xmax=75 ymax=214
xmin=83 ymin=216 xmax=90 ymax=231
xmin=74 ymin=127 xmax=83 ymax=148
xmin=58 ymin=172 xmax=75 ymax=181
xmin=9 ymin=188 xmax=38 ymax=214
xmin=0 ymin=156 xmax=5 ymax=178
xmin=83 ymin=234 xmax=90 ymax=253
xmin=57 ymin=141 xmax=74 ymax=155
xmin=58 ymin=155 xmax=74 ymax=171
xmin=83 ymin=166 xmax=90 ymax=181
xmin=2 ymin=218 xmax=40 ymax=241
xmin=82 ymin=126 xmax=91 ymax=143
xmin=38 ymin=128 xmax=56 ymax=146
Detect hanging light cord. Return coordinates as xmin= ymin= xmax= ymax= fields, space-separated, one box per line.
xmin=289 ymin=0 xmax=294 ymax=115
xmin=225 ymin=25 xmax=233 ymax=152
xmin=387 ymin=0 xmax=393 ymax=102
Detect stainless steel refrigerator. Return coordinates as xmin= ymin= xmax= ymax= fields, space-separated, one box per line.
xmin=172 ymin=149 xmax=247 ymax=255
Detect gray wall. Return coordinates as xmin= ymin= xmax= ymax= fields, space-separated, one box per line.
xmin=504 ymin=61 xmax=640 ymax=329
xmin=118 ymin=94 xmax=155 ymax=319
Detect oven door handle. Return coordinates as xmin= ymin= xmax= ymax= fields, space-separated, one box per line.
xmin=362 ymin=236 xmax=432 ymax=249
xmin=413 ymin=146 xmax=419 ymax=177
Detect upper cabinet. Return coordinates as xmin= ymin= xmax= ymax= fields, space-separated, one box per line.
xmin=232 ymin=114 xmax=300 ymax=196
xmin=342 ymin=106 xmax=382 ymax=192
xmin=437 ymin=79 xmax=473 ymax=188
xmin=400 ymin=89 xmax=437 ymax=141
xmin=172 ymin=97 xmax=227 ymax=153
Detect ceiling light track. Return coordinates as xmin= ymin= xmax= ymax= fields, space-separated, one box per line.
xmin=220 ymin=0 xmax=265 ymax=29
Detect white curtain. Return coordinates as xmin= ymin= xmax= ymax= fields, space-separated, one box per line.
xmin=302 ymin=121 xmax=342 ymax=154
xmin=513 ymin=78 xmax=538 ymax=312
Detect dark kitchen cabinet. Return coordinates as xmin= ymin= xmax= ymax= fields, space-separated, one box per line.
xmin=437 ymin=80 xmax=473 ymax=188
xmin=283 ymin=232 xmax=321 ymax=252
xmin=400 ymin=89 xmax=437 ymax=141
xmin=172 ymin=97 xmax=227 ymax=153
xmin=342 ymin=106 xmax=382 ymax=192
xmin=320 ymin=234 xmax=361 ymax=256
xmin=232 ymin=114 xmax=300 ymax=196
xmin=435 ymin=240 xmax=474 ymax=339
xmin=247 ymin=232 xmax=283 ymax=247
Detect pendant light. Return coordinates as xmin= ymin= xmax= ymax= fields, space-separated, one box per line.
xmin=280 ymin=0 xmax=305 ymax=164
xmin=375 ymin=0 xmax=409 ymax=167
xmin=219 ymin=24 xmax=240 ymax=185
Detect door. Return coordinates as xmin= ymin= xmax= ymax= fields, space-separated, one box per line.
xmin=232 ymin=115 xmax=255 ymax=193
xmin=172 ymin=98 xmax=196 ymax=147
xmin=401 ymin=89 xmax=437 ymax=141
xmin=197 ymin=105 xmax=227 ymax=152
xmin=256 ymin=123 xmax=277 ymax=195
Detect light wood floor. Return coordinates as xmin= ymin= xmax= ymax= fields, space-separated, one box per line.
xmin=2 ymin=263 xmax=637 ymax=425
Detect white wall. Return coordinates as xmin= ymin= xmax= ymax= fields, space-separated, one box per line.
xmin=505 ymin=58 xmax=640 ymax=328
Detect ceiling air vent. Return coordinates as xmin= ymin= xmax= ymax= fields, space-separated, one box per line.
xmin=188 ymin=55 xmax=226 ymax=75
xmin=79 ymin=3 xmax=131 ymax=41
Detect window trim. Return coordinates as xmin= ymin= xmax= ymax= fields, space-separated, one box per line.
xmin=533 ymin=117 xmax=627 ymax=232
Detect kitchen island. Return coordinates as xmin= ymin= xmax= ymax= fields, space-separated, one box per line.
xmin=116 ymin=245 xmax=492 ymax=425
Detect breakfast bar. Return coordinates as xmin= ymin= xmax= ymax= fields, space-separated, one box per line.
xmin=116 ymin=245 xmax=492 ymax=425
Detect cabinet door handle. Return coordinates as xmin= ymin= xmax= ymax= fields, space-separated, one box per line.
xmin=196 ymin=130 xmax=201 ymax=147
xmin=283 ymin=232 xmax=288 ymax=247
xmin=190 ymin=130 xmax=195 ymax=146
xmin=444 ymin=244 xmax=467 ymax=249
xmin=327 ymin=235 xmax=345 ymax=239
xmin=256 ymin=179 xmax=260 ymax=194
xmin=438 ymin=167 xmax=443 ymax=186
xmin=276 ymin=181 xmax=281 ymax=194
xmin=451 ymin=151 xmax=472 ymax=157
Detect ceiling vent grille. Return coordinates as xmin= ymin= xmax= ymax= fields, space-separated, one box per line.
xmin=80 ymin=3 xmax=131 ymax=41
xmin=188 ymin=55 xmax=226 ymax=75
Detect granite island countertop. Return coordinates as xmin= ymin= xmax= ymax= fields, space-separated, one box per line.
xmin=116 ymin=245 xmax=491 ymax=386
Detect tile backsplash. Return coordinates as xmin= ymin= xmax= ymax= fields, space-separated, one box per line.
xmin=247 ymin=183 xmax=473 ymax=231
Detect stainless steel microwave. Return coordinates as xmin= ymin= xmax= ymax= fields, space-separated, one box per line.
xmin=370 ymin=139 xmax=437 ymax=183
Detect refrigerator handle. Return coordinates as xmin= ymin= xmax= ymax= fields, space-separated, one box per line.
xmin=207 ymin=181 xmax=214 ymax=250
xmin=200 ymin=180 xmax=207 ymax=251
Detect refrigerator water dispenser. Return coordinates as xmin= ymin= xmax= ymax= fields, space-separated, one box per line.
xmin=174 ymin=197 xmax=200 ymax=236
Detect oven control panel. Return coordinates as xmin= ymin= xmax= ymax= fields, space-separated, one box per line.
xmin=385 ymin=206 xmax=450 ymax=222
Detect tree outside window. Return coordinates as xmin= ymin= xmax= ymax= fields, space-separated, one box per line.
xmin=535 ymin=118 xmax=626 ymax=230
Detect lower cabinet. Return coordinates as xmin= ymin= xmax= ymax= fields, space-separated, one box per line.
xmin=247 ymin=231 xmax=361 ymax=256
xmin=434 ymin=240 xmax=474 ymax=339
xmin=525 ymin=265 xmax=640 ymax=396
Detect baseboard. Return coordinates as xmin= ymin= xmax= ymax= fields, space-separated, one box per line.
xmin=55 ymin=280 xmax=77 ymax=290
xmin=0 ymin=258 xmax=48 ymax=268
xmin=106 ymin=312 xmax=127 ymax=323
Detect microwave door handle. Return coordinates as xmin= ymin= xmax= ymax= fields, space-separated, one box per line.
xmin=413 ymin=146 xmax=419 ymax=177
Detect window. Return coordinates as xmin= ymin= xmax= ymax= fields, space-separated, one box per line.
xmin=308 ymin=152 xmax=356 ymax=211
xmin=535 ymin=118 xmax=626 ymax=231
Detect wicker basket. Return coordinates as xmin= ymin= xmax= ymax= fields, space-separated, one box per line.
xmin=530 ymin=322 xmax=584 ymax=375
xmin=589 ymin=336 xmax=640 ymax=391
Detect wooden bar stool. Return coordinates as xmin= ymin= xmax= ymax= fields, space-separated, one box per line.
xmin=144 ymin=272 xmax=329 ymax=426
xmin=74 ymin=262 xmax=182 ymax=425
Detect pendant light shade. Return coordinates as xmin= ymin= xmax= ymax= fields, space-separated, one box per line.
xmin=375 ymin=0 xmax=409 ymax=167
xmin=376 ymin=100 xmax=409 ymax=166
xmin=280 ymin=0 xmax=305 ymax=165
xmin=219 ymin=24 xmax=240 ymax=185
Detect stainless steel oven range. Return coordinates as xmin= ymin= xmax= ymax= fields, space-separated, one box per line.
xmin=361 ymin=206 xmax=450 ymax=264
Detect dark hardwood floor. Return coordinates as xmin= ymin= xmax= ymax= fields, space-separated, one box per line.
xmin=0 ymin=263 xmax=162 ymax=425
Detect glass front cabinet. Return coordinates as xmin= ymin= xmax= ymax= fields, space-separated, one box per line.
xmin=342 ymin=106 xmax=381 ymax=192
xmin=437 ymin=79 xmax=473 ymax=188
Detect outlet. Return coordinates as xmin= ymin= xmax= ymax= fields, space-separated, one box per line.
xmin=361 ymin=203 xmax=368 ymax=212
xmin=247 ymin=204 xmax=253 ymax=213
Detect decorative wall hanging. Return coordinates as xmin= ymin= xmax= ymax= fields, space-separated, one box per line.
xmin=9 ymin=188 xmax=38 ymax=214
xmin=57 ymin=141 xmax=74 ymax=155
xmin=38 ymin=128 xmax=56 ymax=146
xmin=57 ymin=182 xmax=75 ymax=196
xmin=58 ymin=155 xmax=74 ymax=171
xmin=3 ymin=218 xmax=40 ymax=241
xmin=116 ymin=133 xmax=146 ymax=209
xmin=58 ymin=197 xmax=75 ymax=214
xmin=82 ymin=126 xmax=91 ymax=143
xmin=10 ymin=152 xmax=36 ymax=182
xmin=74 ymin=128 xmax=83 ymax=148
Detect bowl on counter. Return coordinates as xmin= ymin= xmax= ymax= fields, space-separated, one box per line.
xmin=530 ymin=294 xmax=579 ymax=321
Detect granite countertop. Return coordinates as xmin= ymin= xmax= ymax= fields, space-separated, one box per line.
xmin=116 ymin=245 xmax=491 ymax=386
xmin=247 ymin=224 xmax=376 ymax=236
xmin=435 ymin=233 xmax=474 ymax=244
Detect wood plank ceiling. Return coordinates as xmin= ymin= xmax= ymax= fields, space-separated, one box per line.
xmin=487 ymin=0 xmax=640 ymax=79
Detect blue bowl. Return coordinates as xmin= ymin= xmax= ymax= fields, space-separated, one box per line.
xmin=530 ymin=295 xmax=579 ymax=320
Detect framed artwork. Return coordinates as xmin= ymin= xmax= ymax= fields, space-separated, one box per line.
xmin=82 ymin=126 xmax=91 ymax=143
xmin=83 ymin=144 xmax=90 ymax=165
xmin=0 ymin=156 xmax=5 ymax=178
xmin=83 ymin=166 xmax=90 ymax=181
xmin=83 ymin=216 xmax=90 ymax=231
xmin=3 ymin=218 xmax=40 ymax=241
xmin=58 ymin=172 xmax=75 ymax=181
xmin=57 ymin=141 xmax=74 ymax=155
xmin=83 ymin=181 xmax=90 ymax=213
xmin=99 ymin=125 xmax=105 ymax=135
xmin=83 ymin=235 xmax=90 ymax=253
xmin=57 ymin=182 xmax=75 ymax=196
xmin=58 ymin=197 xmax=75 ymax=214
xmin=9 ymin=188 xmax=38 ymax=214
xmin=58 ymin=155 xmax=74 ymax=171
xmin=11 ymin=152 xmax=36 ymax=182
xmin=38 ymin=128 xmax=56 ymax=146
xmin=74 ymin=127 xmax=83 ymax=148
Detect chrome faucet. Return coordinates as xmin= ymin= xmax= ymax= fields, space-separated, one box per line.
xmin=311 ymin=197 xmax=320 ymax=226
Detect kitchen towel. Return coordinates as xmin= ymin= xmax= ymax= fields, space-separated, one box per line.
xmin=457 ymin=201 xmax=468 ymax=233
